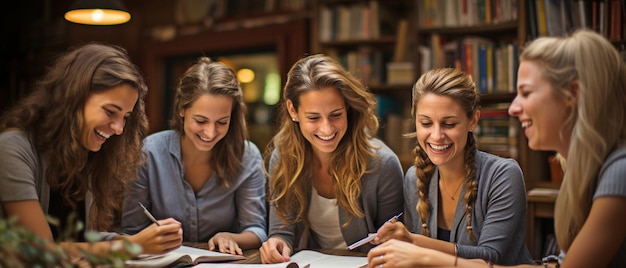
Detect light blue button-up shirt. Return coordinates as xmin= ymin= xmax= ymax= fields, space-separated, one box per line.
xmin=121 ymin=130 xmax=267 ymax=243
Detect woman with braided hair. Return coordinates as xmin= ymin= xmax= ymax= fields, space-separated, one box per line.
xmin=369 ymin=68 xmax=533 ymax=266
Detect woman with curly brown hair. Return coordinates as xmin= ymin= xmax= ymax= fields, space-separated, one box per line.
xmin=369 ymin=67 xmax=533 ymax=266
xmin=0 ymin=43 xmax=182 ymax=259
xmin=259 ymin=54 xmax=404 ymax=264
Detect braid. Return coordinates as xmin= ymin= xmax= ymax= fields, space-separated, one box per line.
xmin=414 ymin=144 xmax=435 ymax=236
xmin=462 ymin=132 xmax=479 ymax=241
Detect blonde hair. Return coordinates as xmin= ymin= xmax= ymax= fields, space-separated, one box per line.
xmin=169 ymin=57 xmax=247 ymax=187
xmin=408 ymin=68 xmax=481 ymax=240
xmin=521 ymin=30 xmax=626 ymax=251
xmin=266 ymin=54 xmax=379 ymax=226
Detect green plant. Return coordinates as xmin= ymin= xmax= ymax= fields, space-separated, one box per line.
xmin=0 ymin=216 xmax=141 ymax=267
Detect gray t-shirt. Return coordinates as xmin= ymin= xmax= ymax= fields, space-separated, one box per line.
xmin=0 ymin=130 xmax=113 ymax=239
xmin=591 ymin=146 xmax=626 ymax=267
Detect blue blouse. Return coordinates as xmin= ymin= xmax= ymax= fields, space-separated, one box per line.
xmin=121 ymin=130 xmax=267 ymax=243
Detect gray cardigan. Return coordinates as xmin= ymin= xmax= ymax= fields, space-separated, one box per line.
xmin=404 ymin=150 xmax=534 ymax=265
xmin=267 ymin=138 xmax=404 ymax=253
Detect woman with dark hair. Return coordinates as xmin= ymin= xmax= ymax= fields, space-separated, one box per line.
xmin=0 ymin=43 xmax=182 ymax=258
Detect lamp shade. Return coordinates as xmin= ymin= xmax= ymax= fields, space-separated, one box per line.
xmin=65 ymin=0 xmax=131 ymax=25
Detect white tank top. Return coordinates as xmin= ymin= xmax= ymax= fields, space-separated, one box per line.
xmin=308 ymin=187 xmax=347 ymax=249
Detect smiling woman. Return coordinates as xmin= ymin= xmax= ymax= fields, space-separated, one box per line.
xmin=0 ymin=43 xmax=184 ymax=263
xmin=260 ymin=54 xmax=404 ymax=264
xmin=121 ymin=56 xmax=267 ymax=255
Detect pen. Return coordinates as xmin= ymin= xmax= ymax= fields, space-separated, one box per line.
xmin=387 ymin=212 xmax=403 ymax=223
xmin=138 ymin=201 xmax=160 ymax=226
xmin=347 ymin=212 xmax=405 ymax=250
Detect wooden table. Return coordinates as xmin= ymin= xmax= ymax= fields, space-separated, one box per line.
xmin=183 ymin=242 xmax=367 ymax=264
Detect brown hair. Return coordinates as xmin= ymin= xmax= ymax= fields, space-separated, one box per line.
xmin=0 ymin=43 xmax=149 ymax=231
xmin=169 ymin=57 xmax=247 ymax=187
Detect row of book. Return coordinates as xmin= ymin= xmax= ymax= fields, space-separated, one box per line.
xmin=475 ymin=105 xmax=519 ymax=159
xmin=417 ymin=0 xmax=519 ymax=28
xmin=529 ymin=0 xmax=625 ymax=41
xmin=419 ymin=35 xmax=519 ymax=94
xmin=318 ymin=1 xmax=400 ymax=42
xmin=330 ymin=48 xmax=387 ymax=86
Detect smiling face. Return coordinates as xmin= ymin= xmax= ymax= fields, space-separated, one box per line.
xmin=415 ymin=93 xmax=478 ymax=169
xmin=509 ymin=60 xmax=571 ymax=155
xmin=288 ymin=86 xmax=348 ymax=158
xmin=81 ymin=84 xmax=138 ymax=152
xmin=180 ymin=94 xmax=233 ymax=152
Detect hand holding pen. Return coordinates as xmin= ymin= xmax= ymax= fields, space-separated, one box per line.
xmin=129 ymin=202 xmax=183 ymax=255
xmin=371 ymin=211 xmax=414 ymax=245
xmin=347 ymin=212 xmax=404 ymax=250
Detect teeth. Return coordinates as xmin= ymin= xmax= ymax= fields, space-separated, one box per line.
xmin=317 ymin=133 xmax=336 ymax=141
xmin=430 ymin=144 xmax=451 ymax=151
xmin=521 ymin=121 xmax=532 ymax=128
xmin=199 ymin=136 xmax=212 ymax=142
xmin=96 ymin=129 xmax=111 ymax=139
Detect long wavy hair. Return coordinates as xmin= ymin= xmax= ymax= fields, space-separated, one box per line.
xmin=521 ymin=30 xmax=626 ymax=251
xmin=0 ymin=43 xmax=149 ymax=231
xmin=266 ymin=54 xmax=379 ymax=226
xmin=406 ymin=68 xmax=481 ymax=240
xmin=169 ymin=57 xmax=247 ymax=187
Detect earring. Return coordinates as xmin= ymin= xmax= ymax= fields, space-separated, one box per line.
xmin=291 ymin=117 xmax=297 ymax=122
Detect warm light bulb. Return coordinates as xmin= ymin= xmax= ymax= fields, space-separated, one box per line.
xmin=91 ymin=9 xmax=104 ymax=22
xmin=65 ymin=9 xmax=131 ymax=25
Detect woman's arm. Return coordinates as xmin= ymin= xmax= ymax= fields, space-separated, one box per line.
xmin=4 ymin=200 xmax=54 ymax=239
xmin=562 ymin=196 xmax=626 ymax=268
xmin=232 ymin=143 xmax=267 ymax=249
xmin=368 ymin=239 xmax=539 ymax=268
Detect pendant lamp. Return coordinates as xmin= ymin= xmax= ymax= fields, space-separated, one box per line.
xmin=65 ymin=0 xmax=131 ymax=25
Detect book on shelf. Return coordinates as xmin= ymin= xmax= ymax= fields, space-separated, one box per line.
xmin=195 ymin=250 xmax=368 ymax=268
xmin=125 ymin=245 xmax=246 ymax=267
xmin=476 ymin=106 xmax=519 ymax=159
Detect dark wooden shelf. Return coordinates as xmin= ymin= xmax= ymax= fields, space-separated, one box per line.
xmin=480 ymin=93 xmax=516 ymax=103
xmin=319 ymin=36 xmax=397 ymax=47
xmin=418 ymin=20 xmax=519 ymax=36
xmin=367 ymin=83 xmax=413 ymax=91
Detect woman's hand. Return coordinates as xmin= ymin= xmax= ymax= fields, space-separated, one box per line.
xmin=368 ymin=239 xmax=452 ymax=268
xmin=259 ymin=237 xmax=291 ymax=264
xmin=128 ymin=218 xmax=183 ymax=254
xmin=208 ymin=232 xmax=243 ymax=255
xmin=372 ymin=221 xmax=413 ymax=245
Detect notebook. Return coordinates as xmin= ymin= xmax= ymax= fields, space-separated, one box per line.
xmin=195 ymin=249 xmax=368 ymax=268
xmin=125 ymin=245 xmax=246 ymax=267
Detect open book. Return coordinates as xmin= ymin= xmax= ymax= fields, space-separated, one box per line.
xmin=196 ymin=250 xmax=368 ymax=268
xmin=125 ymin=245 xmax=246 ymax=267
